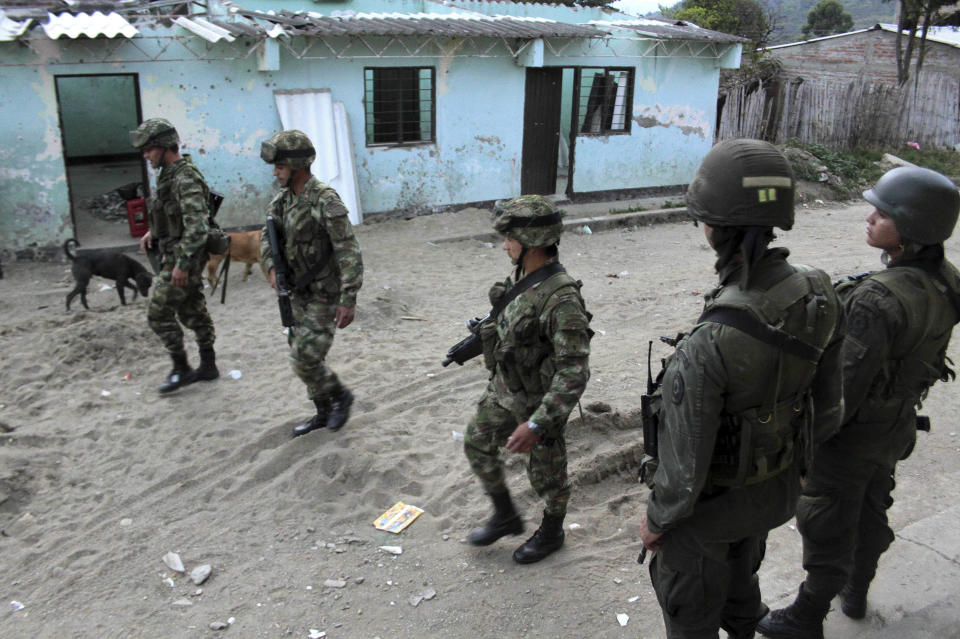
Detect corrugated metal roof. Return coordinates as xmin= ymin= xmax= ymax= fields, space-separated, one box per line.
xmin=0 ymin=10 xmax=32 ymax=41
xmin=40 ymin=10 xmax=137 ymax=39
xmin=173 ymin=15 xmax=235 ymax=43
xmin=231 ymin=9 xmax=605 ymax=39
xmin=767 ymin=23 xmax=960 ymax=51
xmin=591 ymin=18 xmax=746 ymax=43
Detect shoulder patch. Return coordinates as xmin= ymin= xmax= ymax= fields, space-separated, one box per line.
xmin=671 ymin=371 xmax=685 ymax=404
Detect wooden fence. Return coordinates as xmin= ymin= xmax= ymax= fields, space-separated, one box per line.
xmin=717 ymin=72 xmax=960 ymax=149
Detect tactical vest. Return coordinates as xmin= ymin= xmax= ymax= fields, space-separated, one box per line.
xmin=699 ymin=265 xmax=839 ymax=487
xmin=847 ymin=262 xmax=960 ymax=404
xmin=148 ymin=157 xmax=209 ymax=255
xmin=494 ymin=271 xmax=587 ymax=397
xmin=271 ymin=182 xmax=337 ymax=297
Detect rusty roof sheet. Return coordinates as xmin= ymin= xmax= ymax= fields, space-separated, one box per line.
xmin=592 ymin=18 xmax=746 ymax=43
xmin=230 ymin=9 xmax=605 ymax=39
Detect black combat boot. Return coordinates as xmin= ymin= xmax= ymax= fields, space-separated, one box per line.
xmin=292 ymin=399 xmax=330 ymax=438
xmin=757 ymin=584 xmax=829 ymax=639
xmin=468 ymin=491 xmax=524 ymax=546
xmin=192 ymin=347 xmax=220 ymax=382
xmin=512 ymin=511 xmax=565 ymax=564
xmin=326 ymin=385 xmax=354 ymax=432
xmin=158 ymin=351 xmax=195 ymax=394
xmin=838 ymin=583 xmax=867 ymax=620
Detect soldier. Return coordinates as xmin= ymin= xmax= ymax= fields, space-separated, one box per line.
xmin=638 ymin=139 xmax=844 ymax=638
xmin=758 ymin=167 xmax=960 ymax=638
xmin=131 ymin=118 xmax=219 ymax=394
xmin=464 ymin=195 xmax=592 ymax=564
xmin=259 ymin=130 xmax=363 ymax=437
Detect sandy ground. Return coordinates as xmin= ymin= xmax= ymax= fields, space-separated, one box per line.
xmin=2 ymin=200 xmax=959 ymax=639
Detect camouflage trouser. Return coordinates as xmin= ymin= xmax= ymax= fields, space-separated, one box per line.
xmin=147 ymin=263 xmax=215 ymax=355
xmin=463 ymin=389 xmax=570 ymax=515
xmin=650 ymin=528 xmax=768 ymax=639
xmin=798 ymin=439 xmax=897 ymax=600
xmin=288 ymin=294 xmax=340 ymax=401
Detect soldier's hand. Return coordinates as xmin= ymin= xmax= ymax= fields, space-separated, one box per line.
xmin=335 ymin=306 xmax=355 ymax=329
xmin=269 ymin=268 xmax=277 ymax=292
xmin=506 ymin=422 xmax=541 ymax=453
xmin=639 ymin=515 xmax=663 ymax=552
xmin=139 ymin=230 xmax=152 ymax=254
xmin=171 ymin=265 xmax=188 ymax=287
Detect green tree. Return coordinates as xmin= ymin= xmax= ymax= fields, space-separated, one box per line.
xmin=884 ymin=0 xmax=956 ymax=85
xmin=661 ymin=0 xmax=773 ymax=49
xmin=802 ymin=0 xmax=854 ymax=38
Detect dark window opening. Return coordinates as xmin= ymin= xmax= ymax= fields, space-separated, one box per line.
xmin=364 ymin=67 xmax=435 ymax=146
xmin=577 ymin=68 xmax=632 ymax=135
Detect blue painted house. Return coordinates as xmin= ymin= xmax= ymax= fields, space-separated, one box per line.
xmin=0 ymin=0 xmax=742 ymax=257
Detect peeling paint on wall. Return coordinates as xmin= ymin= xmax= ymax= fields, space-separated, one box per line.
xmin=636 ymin=76 xmax=658 ymax=93
xmin=632 ymin=104 xmax=710 ymax=140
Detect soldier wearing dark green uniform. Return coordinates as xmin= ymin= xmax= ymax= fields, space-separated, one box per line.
xmin=639 ymin=139 xmax=844 ymax=639
xmin=759 ymin=166 xmax=960 ymax=639
xmin=259 ymin=130 xmax=363 ymax=438
xmin=132 ymin=118 xmax=219 ymax=394
xmin=464 ymin=195 xmax=592 ymax=564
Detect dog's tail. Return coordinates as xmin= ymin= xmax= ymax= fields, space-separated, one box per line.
xmin=63 ymin=238 xmax=79 ymax=261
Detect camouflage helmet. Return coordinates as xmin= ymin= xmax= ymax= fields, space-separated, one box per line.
xmin=864 ymin=166 xmax=959 ymax=244
xmin=687 ymin=139 xmax=795 ymax=230
xmin=129 ymin=118 xmax=180 ymax=150
xmin=493 ymin=195 xmax=563 ymax=248
xmin=260 ymin=130 xmax=316 ymax=170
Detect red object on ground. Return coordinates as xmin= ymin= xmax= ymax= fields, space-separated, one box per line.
xmin=126 ymin=197 xmax=148 ymax=238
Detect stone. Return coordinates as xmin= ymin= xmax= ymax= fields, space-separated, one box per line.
xmin=162 ymin=552 xmax=185 ymax=573
xmin=171 ymin=598 xmax=193 ymax=607
xmin=378 ymin=545 xmax=402 ymax=555
xmin=209 ymin=621 xmax=229 ymax=630
xmin=324 ymin=579 xmax=347 ymax=589
xmin=190 ymin=564 xmax=212 ymax=585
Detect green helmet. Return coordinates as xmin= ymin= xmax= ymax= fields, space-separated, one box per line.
xmin=493 ymin=195 xmax=563 ymax=248
xmin=864 ymin=166 xmax=959 ymax=244
xmin=129 ymin=118 xmax=180 ymax=150
xmin=260 ymin=130 xmax=316 ymax=170
xmin=687 ymin=139 xmax=795 ymax=230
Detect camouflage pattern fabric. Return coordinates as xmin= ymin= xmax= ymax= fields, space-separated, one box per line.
xmin=260 ymin=176 xmax=363 ymax=308
xmin=797 ymin=256 xmax=960 ymax=602
xmin=148 ymin=155 xmax=211 ymax=272
xmin=146 ymin=155 xmax=214 ymax=355
xmin=464 ymin=393 xmax=570 ymax=515
xmin=130 ymin=118 xmax=180 ymax=150
xmin=288 ymin=297 xmax=340 ymax=400
xmin=148 ymin=268 xmax=214 ymax=353
xmin=493 ymin=195 xmax=563 ymax=248
xmin=260 ymin=176 xmax=363 ymax=400
xmin=463 ymin=259 xmax=590 ymax=516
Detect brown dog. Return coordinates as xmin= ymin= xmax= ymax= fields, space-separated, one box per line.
xmin=206 ymin=229 xmax=265 ymax=289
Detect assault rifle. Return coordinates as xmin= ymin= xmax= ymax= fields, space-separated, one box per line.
xmin=442 ymin=315 xmax=488 ymax=367
xmin=265 ymin=215 xmax=297 ymax=328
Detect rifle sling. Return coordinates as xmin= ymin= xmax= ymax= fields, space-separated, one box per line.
xmin=698 ymin=306 xmax=822 ymax=363
xmin=491 ymin=262 xmax=566 ymax=321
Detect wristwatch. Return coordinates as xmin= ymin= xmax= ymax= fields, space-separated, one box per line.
xmin=527 ymin=420 xmax=541 ymax=434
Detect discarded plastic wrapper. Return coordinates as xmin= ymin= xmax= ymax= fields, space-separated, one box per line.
xmin=373 ymin=501 xmax=423 ymax=534
xmin=228 ymin=369 xmax=242 ymax=380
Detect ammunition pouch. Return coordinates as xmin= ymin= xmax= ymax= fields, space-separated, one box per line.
xmin=206 ymin=223 xmax=230 ymax=256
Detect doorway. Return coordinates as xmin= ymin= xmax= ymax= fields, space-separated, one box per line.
xmin=54 ymin=73 xmax=145 ymax=248
xmin=521 ymin=67 xmax=577 ymax=198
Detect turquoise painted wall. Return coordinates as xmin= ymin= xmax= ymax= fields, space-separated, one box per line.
xmin=0 ymin=8 xmax=736 ymax=254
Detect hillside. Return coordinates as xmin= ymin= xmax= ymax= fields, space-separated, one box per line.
xmin=765 ymin=0 xmax=898 ymax=43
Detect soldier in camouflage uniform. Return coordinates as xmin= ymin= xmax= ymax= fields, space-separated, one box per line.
xmin=131 ymin=118 xmax=219 ymax=394
xmin=639 ymin=139 xmax=844 ymax=639
xmin=464 ymin=195 xmax=592 ymax=564
xmin=759 ymin=167 xmax=960 ymax=639
xmin=259 ymin=130 xmax=363 ymax=437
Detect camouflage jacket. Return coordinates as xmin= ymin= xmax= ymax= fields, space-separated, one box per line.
xmin=483 ymin=260 xmax=591 ymax=438
xmin=830 ymin=252 xmax=960 ymax=466
xmin=260 ymin=176 xmax=363 ymax=308
xmin=646 ymin=249 xmax=844 ymax=540
xmin=148 ymin=155 xmax=210 ymax=271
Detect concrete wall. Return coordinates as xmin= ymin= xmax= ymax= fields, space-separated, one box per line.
xmin=0 ymin=9 xmax=735 ymax=255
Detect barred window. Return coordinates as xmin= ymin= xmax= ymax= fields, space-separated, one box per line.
xmin=577 ymin=68 xmax=633 ymax=135
xmin=364 ymin=67 xmax=435 ymax=146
